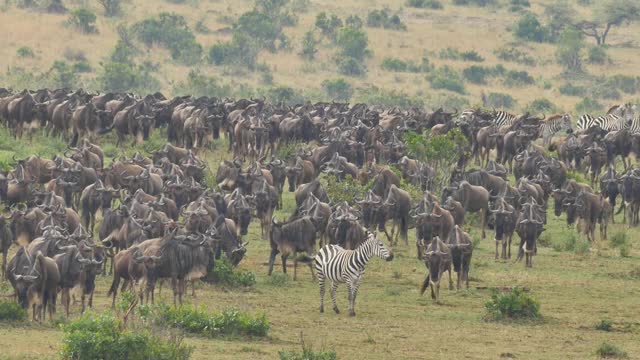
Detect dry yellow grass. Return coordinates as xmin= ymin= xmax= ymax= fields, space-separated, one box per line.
xmin=1 ymin=0 xmax=639 ymax=111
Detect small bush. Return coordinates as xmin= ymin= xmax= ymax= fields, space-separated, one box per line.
xmin=153 ymin=304 xmax=270 ymax=338
xmin=463 ymin=65 xmax=490 ymax=84
xmin=279 ymin=346 xmax=337 ymax=360
xmin=68 ymin=8 xmax=98 ymax=34
xmin=268 ymin=273 xmax=289 ymax=286
xmin=367 ymin=8 xmax=406 ymax=31
xmin=315 ymin=12 xmax=342 ymax=40
xmin=619 ymin=243 xmax=631 ymax=258
xmin=427 ymin=66 xmax=466 ymax=94
xmin=322 ymin=78 xmax=353 ymax=102
xmin=461 ymin=50 xmax=484 ymax=62
xmin=484 ymin=287 xmax=541 ymax=321
xmin=16 ymin=46 xmax=35 ymax=58
xmin=610 ymin=233 xmax=628 ymax=248
xmin=98 ymin=61 xmax=160 ymax=93
xmin=0 ymin=300 xmax=27 ymax=321
xmin=61 ymin=312 xmax=193 ymax=360
xmin=525 ymin=98 xmax=559 ymax=113
xmin=596 ymin=342 xmax=627 ymax=358
xmin=132 ymin=13 xmax=202 ymax=65
xmin=494 ymin=46 xmax=536 ymax=66
xmin=575 ymin=97 xmax=603 ymax=114
xmin=407 ymin=0 xmax=443 ymax=9
xmin=588 ymin=46 xmax=608 ymax=65
xmin=173 ymin=70 xmax=231 ymax=98
xmin=336 ymin=26 xmax=370 ymax=61
xmin=321 ymin=174 xmax=370 ymax=205
xmin=559 ymin=83 xmax=586 ymax=97
xmin=595 ymin=319 xmax=613 ymax=332
xmin=483 ymin=92 xmax=516 ymax=109
xmin=453 ymin=0 xmax=496 ymax=6
xmin=513 ymin=13 xmax=547 ymax=42
xmin=503 ymin=70 xmax=534 ymax=87
xmin=606 ymin=75 xmax=640 ymax=95
xmin=337 ymin=57 xmax=366 ymax=77
xmin=98 ymin=0 xmax=122 ymax=17
xmin=206 ymin=256 xmax=256 ymax=288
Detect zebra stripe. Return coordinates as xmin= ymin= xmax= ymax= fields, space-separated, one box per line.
xmin=492 ymin=111 xmax=517 ymax=128
xmin=539 ymin=114 xmax=572 ymax=144
xmin=628 ymin=117 xmax=640 ymax=135
xmin=577 ymin=114 xmax=625 ymax=132
xmin=577 ymin=114 xmax=598 ymax=131
xmin=315 ymin=233 xmax=392 ymax=316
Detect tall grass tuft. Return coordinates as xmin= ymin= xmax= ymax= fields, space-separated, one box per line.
xmin=596 ymin=342 xmax=627 ymax=358
xmin=484 ymin=287 xmax=541 ymax=322
xmin=0 ymin=300 xmax=27 ymax=321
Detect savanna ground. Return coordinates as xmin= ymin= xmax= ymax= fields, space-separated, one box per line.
xmin=0 ymin=129 xmax=638 ymax=359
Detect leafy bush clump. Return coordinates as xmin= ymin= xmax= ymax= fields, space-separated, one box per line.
xmin=355 ymin=86 xmax=424 ymax=108
xmin=588 ymin=46 xmax=608 ymax=64
xmin=0 ymin=300 xmax=27 ymax=321
xmin=503 ymin=70 xmax=534 ymax=87
xmin=321 ymin=174 xmax=370 ymax=205
xmin=61 ymin=312 xmax=193 ymax=360
xmin=406 ymin=0 xmax=443 ymax=9
xmin=279 ymin=345 xmax=337 ymax=360
xmin=551 ymin=230 xmax=589 ymax=254
xmin=494 ymin=46 xmax=536 ymax=66
xmin=524 ymin=98 xmax=559 ymax=113
xmin=206 ymin=256 xmax=256 ymax=288
xmin=427 ymin=66 xmax=466 ymax=94
xmin=606 ymin=75 xmax=640 ymax=95
xmin=68 ymin=8 xmax=98 ymax=34
xmin=337 ymin=57 xmax=367 ymax=77
xmin=463 ymin=65 xmax=491 ymax=84
xmin=98 ymin=61 xmax=160 ymax=93
xmin=152 ymin=304 xmax=270 ymax=338
xmin=575 ymin=97 xmax=603 ymax=114
xmin=453 ymin=0 xmax=496 ymax=6
xmin=173 ymin=70 xmax=231 ymax=98
xmin=438 ymin=47 xmax=483 ymax=62
xmin=595 ymin=319 xmax=613 ymax=332
xmin=484 ymin=287 xmax=541 ymax=321
xmin=513 ymin=13 xmax=548 ymax=42
xmin=16 ymin=46 xmax=35 ymax=58
xmin=380 ymin=57 xmax=428 ymax=72
xmin=366 ymin=8 xmax=406 ymax=31
xmin=461 ymin=50 xmax=484 ymax=62
xmin=322 ymin=78 xmax=353 ymax=102
xmin=132 ymin=13 xmax=202 ymax=64
xmin=559 ymin=83 xmax=587 ymax=97
xmin=482 ymin=92 xmax=516 ymax=109
xmin=596 ymin=342 xmax=627 ymax=358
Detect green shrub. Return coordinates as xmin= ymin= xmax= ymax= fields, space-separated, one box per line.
xmin=355 ymin=86 xmax=424 ymax=108
xmin=596 ymin=342 xmax=627 ymax=358
xmin=336 ymin=26 xmax=369 ymax=61
xmin=559 ymin=83 xmax=586 ymax=97
xmin=406 ymin=0 xmax=443 ymax=9
xmin=132 ymin=13 xmax=202 ymax=64
xmin=337 ymin=57 xmax=366 ymax=77
xmin=72 ymin=60 xmax=92 ymax=73
xmin=315 ymin=12 xmax=342 ymax=40
xmin=321 ymin=174 xmax=370 ymax=205
xmin=205 ymin=256 xmax=256 ymax=288
xmin=0 ymin=300 xmax=27 ymax=321
xmin=68 ymin=8 xmax=98 ymax=34
xmin=592 ymin=81 xmax=621 ymax=100
xmin=484 ymin=287 xmax=541 ymax=321
xmin=152 ymin=304 xmax=270 ymax=338
xmin=606 ymin=75 xmax=640 ymax=94
xmin=381 ymin=57 xmax=408 ymax=72
xmin=461 ymin=50 xmax=484 ymax=62
xmin=453 ymin=0 xmax=496 ymax=6
xmin=524 ymin=98 xmax=559 ymax=113
xmin=619 ymin=243 xmax=631 ymax=258
xmin=494 ymin=46 xmax=536 ymax=66
xmin=16 ymin=46 xmax=35 ymax=58
xmin=367 ymin=9 xmax=406 ymax=31
xmin=513 ymin=13 xmax=547 ymax=42
xmin=267 ymin=273 xmax=289 ymax=287
xmin=279 ymin=345 xmax=337 ymax=360
xmin=552 ymin=230 xmax=589 ymax=254
xmin=48 ymin=60 xmax=79 ymax=88
xmin=98 ymin=0 xmax=122 ymax=17
xmin=588 ymin=46 xmax=608 ymax=64
xmin=427 ymin=66 xmax=466 ymax=94
xmin=322 ymin=78 xmax=353 ymax=102
xmin=428 ymin=93 xmax=470 ymax=111
xmin=173 ymin=70 xmax=231 ymax=98
xmin=463 ymin=65 xmax=490 ymax=84
xmin=610 ymin=232 xmax=628 ymax=248
xmin=595 ymin=319 xmax=613 ymax=332
xmin=503 ymin=70 xmax=534 ymax=87
xmin=510 ymin=0 xmax=529 ymax=8
xmin=575 ymin=97 xmax=603 ymax=114
xmin=439 ymin=47 xmax=460 ymax=60
xmin=483 ymin=92 xmax=516 ymax=109
xmin=61 ymin=312 xmax=193 ymax=360
xmin=300 ymin=30 xmax=319 ymax=60
xmin=98 ymin=60 xmax=160 ymax=93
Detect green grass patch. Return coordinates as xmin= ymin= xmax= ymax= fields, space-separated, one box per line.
xmin=0 ymin=300 xmax=27 ymax=321
xmin=205 ymin=257 xmax=256 ymax=288
xmin=596 ymin=342 xmax=627 ymax=358
xmin=150 ymin=304 xmax=269 ymax=338
xmin=279 ymin=343 xmax=337 ymax=360
xmin=595 ymin=319 xmax=613 ymax=332
xmin=484 ymin=287 xmax=541 ymax=322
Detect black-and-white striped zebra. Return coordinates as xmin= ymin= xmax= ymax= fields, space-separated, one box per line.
xmin=577 ymin=113 xmax=625 ymax=132
xmin=628 ymin=117 xmax=640 ymax=135
xmin=492 ymin=111 xmax=517 ymax=128
xmin=314 ymin=232 xmax=393 ymax=316
xmin=539 ymin=114 xmax=572 ymax=145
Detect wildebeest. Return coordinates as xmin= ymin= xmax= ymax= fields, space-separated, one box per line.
xmin=447 ymin=226 xmax=473 ymax=290
xmin=11 ymin=250 xmax=60 ymax=322
xmin=420 ymin=236 xmax=452 ymax=303
xmin=268 ymin=217 xmax=317 ymax=280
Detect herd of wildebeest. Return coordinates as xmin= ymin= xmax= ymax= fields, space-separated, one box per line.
xmin=0 ymin=87 xmax=639 ymax=320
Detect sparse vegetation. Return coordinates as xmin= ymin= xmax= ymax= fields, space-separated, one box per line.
xmin=322 ymin=78 xmax=353 ymax=101
xmin=595 ymin=319 xmax=613 ymax=331
xmin=0 ymin=300 xmax=27 ymax=321
xmin=16 ymin=46 xmax=34 ymax=58
xmin=366 ymin=8 xmax=406 ymax=31
xmin=427 ymin=66 xmax=466 ymax=94
xmin=596 ymin=342 xmax=628 ymax=358
xmin=67 ymin=8 xmax=98 ymax=34
xmin=205 ymin=256 xmax=256 ymax=288
xmin=513 ymin=12 xmax=548 ymax=42
xmin=132 ymin=13 xmax=202 ymax=65
xmin=482 ymin=92 xmax=516 ymax=109
xmin=279 ymin=344 xmax=338 ymax=360
xmin=406 ymin=0 xmax=443 ymax=9
xmin=524 ymin=98 xmax=560 ymax=113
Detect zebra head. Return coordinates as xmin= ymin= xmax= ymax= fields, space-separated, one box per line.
xmin=367 ymin=232 xmax=394 ymax=261
xmin=561 ymin=114 xmax=573 ymax=131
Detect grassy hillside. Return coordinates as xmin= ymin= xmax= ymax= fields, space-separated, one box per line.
xmin=1 ymin=0 xmax=640 ymax=112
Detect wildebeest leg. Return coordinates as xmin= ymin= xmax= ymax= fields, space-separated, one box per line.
xmin=191 ymin=280 xmax=196 ymax=297
xmin=481 ymin=209 xmax=486 ymax=239
xmin=330 ymin=281 xmax=340 ymax=314
xmin=64 ymin=289 xmax=70 ymax=318
xmin=419 ymin=275 xmax=429 ymax=295
xmin=464 ymin=259 xmax=470 ymax=289
xmin=81 ymin=289 xmax=86 ymax=314
xmin=456 ymin=269 xmax=461 ymax=290
xmin=268 ymin=248 xmax=278 ymax=276
xmin=447 ymin=265 xmax=453 ymax=291
xmin=171 ymin=277 xmax=178 ymax=306
xmin=293 ymin=256 xmax=298 ymax=281
xmin=318 ymin=274 xmax=326 ymax=313
xmin=281 ymin=254 xmax=288 ymax=275
xmin=494 ymin=240 xmax=500 ymax=260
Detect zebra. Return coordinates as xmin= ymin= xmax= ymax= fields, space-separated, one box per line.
xmin=314 ymin=232 xmax=393 ymax=316
xmin=577 ymin=113 xmax=626 ymax=132
xmin=539 ymin=114 xmax=572 ymax=145
xmin=491 ymin=110 xmax=518 ymax=128
xmin=628 ymin=117 xmax=640 ymax=135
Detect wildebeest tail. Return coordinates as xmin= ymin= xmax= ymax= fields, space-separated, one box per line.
xmin=400 ymin=216 xmax=408 ymax=242
xmin=420 ymin=275 xmax=430 ymax=295
xmin=97 ymin=123 xmax=115 ymax=135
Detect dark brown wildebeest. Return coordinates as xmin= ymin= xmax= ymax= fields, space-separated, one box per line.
xmin=294 ymin=180 xmax=329 ymax=207
xmin=574 ymin=190 xmax=608 ymax=242
xmin=54 ymin=242 xmax=103 ymax=317
xmin=447 ymin=225 xmax=473 ymax=290
xmin=447 ymin=181 xmax=489 ymax=239
xmin=286 ymin=157 xmax=316 ymax=192
xmin=12 ymin=250 xmax=60 ymax=322
xmin=382 ymin=184 xmax=411 ymax=245
xmin=490 ymin=197 xmax=517 ymax=260
xmin=420 ymin=236 xmax=452 ymax=303
xmin=0 ymin=216 xmax=12 ymax=277
xmin=268 ymin=217 xmax=317 ymax=280
xmin=516 ymin=201 xmax=545 ymax=268
xmin=443 ymin=196 xmax=465 ymax=226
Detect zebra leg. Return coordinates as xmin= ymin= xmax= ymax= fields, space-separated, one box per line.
xmin=318 ymin=274 xmax=325 ymax=313
xmin=330 ymin=281 xmax=340 ymax=314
